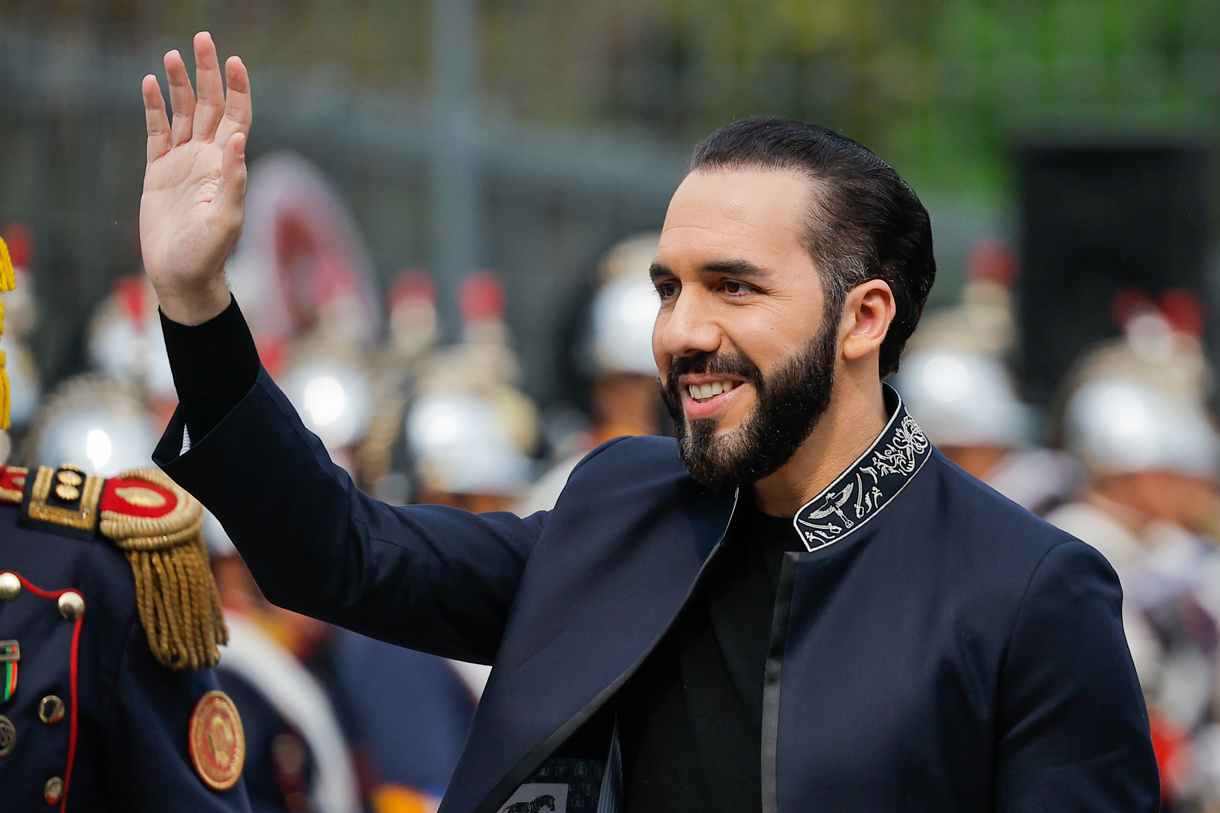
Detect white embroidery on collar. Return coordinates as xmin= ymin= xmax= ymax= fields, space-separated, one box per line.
xmin=792 ymin=388 xmax=931 ymax=553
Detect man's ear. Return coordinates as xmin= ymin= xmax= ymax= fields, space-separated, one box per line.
xmin=840 ymin=280 xmax=896 ymax=362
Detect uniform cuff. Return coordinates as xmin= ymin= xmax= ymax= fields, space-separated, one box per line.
xmin=159 ymin=297 xmax=260 ymax=439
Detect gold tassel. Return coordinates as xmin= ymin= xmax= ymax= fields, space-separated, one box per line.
xmin=0 ymin=237 xmax=12 ymax=432
xmin=99 ymin=468 xmax=228 ymax=670
xmin=0 ymin=348 xmax=9 ymax=432
xmin=0 ymin=238 xmax=13 ymax=294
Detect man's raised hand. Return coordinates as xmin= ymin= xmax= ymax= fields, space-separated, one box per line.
xmin=140 ymin=32 xmax=251 ymax=325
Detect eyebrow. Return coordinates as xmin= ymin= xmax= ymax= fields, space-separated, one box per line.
xmin=649 ymin=259 xmax=770 ymax=281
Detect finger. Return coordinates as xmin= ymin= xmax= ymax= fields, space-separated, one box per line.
xmin=164 ymin=49 xmax=196 ymax=146
xmin=192 ymin=32 xmax=225 ymax=140
xmin=215 ymin=56 xmax=253 ymax=147
xmin=142 ymin=75 xmax=172 ymax=163
xmin=213 ymin=132 xmax=248 ymax=229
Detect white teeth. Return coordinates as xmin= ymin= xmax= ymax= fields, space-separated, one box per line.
xmin=688 ymin=381 xmax=738 ymax=401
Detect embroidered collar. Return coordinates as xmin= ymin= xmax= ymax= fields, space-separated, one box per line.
xmin=792 ymin=384 xmax=931 ymax=553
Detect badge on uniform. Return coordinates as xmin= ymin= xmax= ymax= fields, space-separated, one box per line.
xmin=189 ymin=690 xmax=245 ymax=791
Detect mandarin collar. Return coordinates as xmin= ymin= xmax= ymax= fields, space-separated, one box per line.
xmin=792 ymin=384 xmax=931 ymax=553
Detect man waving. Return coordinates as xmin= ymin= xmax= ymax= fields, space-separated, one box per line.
xmin=142 ymin=32 xmax=1158 ymax=813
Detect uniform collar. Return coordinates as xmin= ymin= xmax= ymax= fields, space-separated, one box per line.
xmin=792 ymin=384 xmax=931 ymax=553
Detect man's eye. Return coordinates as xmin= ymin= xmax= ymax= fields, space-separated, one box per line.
xmin=722 ymin=280 xmax=751 ymax=295
xmin=655 ymin=282 xmax=678 ymax=300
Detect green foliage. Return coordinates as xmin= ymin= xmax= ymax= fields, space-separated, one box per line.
xmin=481 ymin=0 xmax=1220 ymax=202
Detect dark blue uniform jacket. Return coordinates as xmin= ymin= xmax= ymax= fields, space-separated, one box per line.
xmin=0 ymin=494 xmax=251 ymax=812
xmin=157 ymin=369 xmax=1158 ymax=813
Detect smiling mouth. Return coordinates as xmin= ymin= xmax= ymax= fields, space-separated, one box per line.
xmin=687 ymin=380 xmax=743 ymax=403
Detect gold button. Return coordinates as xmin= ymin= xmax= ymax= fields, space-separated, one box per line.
xmin=39 ymin=696 xmax=65 ymax=725
xmin=0 ymin=714 xmax=15 ymax=757
xmin=54 ymin=484 xmax=80 ymax=501
xmin=57 ymin=591 xmax=84 ymax=621
xmin=56 ymin=470 xmax=82 ymax=487
xmin=0 ymin=572 xmax=20 ymax=601
xmin=44 ymin=776 xmax=63 ymax=805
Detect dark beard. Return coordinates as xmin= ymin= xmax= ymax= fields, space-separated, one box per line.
xmin=660 ymin=319 xmax=839 ymax=492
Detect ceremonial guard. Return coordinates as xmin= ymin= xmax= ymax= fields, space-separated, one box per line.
xmin=0 ymin=238 xmax=250 ymax=811
xmin=893 ymin=238 xmax=1076 ymax=515
xmin=518 ymin=234 xmax=663 ymax=515
xmin=1046 ymin=301 xmax=1220 ymax=810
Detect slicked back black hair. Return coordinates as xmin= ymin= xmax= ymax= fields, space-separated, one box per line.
xmin=689 ymin=116 xmax=936 ymax=377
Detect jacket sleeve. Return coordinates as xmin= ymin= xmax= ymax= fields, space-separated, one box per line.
xmin=156 ymin=367 xmax=545 ymax=665
xmin=103 ymin=600 xmax=253 ymax=812
xmin=994 ymin=539 xmax=1160 ymax=812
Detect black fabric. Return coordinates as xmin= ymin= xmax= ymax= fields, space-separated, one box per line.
xmin=616 ymin=497 xmax=796 ymax=813
xmin=159 ymin=296 xmax=260 ymax=440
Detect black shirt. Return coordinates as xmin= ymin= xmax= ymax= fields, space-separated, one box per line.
xmin=616 ymin=498 xmax=795 ymax=813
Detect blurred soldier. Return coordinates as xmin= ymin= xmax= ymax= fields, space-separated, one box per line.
xmin=329 ymin=387 xmax=537 ymax=812
xmin=406 ymin=389 xmax=534 ymax=514
xmin=897 ymin=238 xmax=1078 ymax=515
xmin=578 ymin=234 xmax=665 ymax=444
xmin=21 ymin=375 xmax=160 ymax=476
xmin=518 ymin=234 xmax=662 ymax=514
xmin=360 ymin=269 xmax=442 ymax=503
xmin=0 ymin=237 xmax=250 ymax=811
xmin=280 ymin=351 xmax=375 ymax=481
xmin=206 ymin=514 xmax=364 ymax=813
xmin=893 ymin=347 xmax=1075 ymax=515
xmin=86 ymin=275 xmax=179 ymax=427
xmin=1047 ymin=377 xmax=1220 ymax=810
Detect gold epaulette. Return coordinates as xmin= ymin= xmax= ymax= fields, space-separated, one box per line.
xmin=12 ymin=464 xmax=227 ymax=671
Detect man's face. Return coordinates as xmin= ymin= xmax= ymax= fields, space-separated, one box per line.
xmin=651 ymin=169 xmax=841 ymax=491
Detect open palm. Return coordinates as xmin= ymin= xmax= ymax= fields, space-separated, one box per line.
xmin=140 ymin=32 xmax=251 ymax=324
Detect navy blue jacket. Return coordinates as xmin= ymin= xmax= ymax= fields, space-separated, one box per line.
xmin=0 ymin=474 xmax=251 ymax=812
xmin=158 ymin=369 xmax=1158 ymax=813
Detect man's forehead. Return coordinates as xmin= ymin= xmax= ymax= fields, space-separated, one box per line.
xmin=656 ymin=168 xmax=816 ymax=267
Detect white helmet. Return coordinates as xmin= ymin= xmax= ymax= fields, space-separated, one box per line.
xmin=1063 ymin=377 xmax=1219 ymax=478
xmin=405 ymin=391 xmax=531 ymax=497
xmin=892 ymin=349 xmax=1030 ymax=448
xmin=86 ymin=277 xmax=176 ymax=402
xmin=24 ymin=376 xmax=157 ymax=476
xmin=584 ymin=276 xmax=660 ymax=376
xmin=280 ymin=359 xmax=374 ymax=451
xmin=579 ymin=232 xmax=661 ymax=377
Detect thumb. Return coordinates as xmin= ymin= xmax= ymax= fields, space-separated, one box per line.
xmin=214 ymin=132 xmax=248 ymax=228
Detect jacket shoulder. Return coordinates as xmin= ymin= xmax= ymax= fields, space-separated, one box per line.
xmin=569 ymin=434 xmax=685 ymax=481
xmin=917 ymin=451 xmax=1094 ymax=589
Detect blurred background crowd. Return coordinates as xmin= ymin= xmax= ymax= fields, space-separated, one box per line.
xmin=5 ymin=0 xmax=1220 ymax=811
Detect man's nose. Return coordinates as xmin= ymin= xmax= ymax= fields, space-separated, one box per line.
xmin=658 ymin=290 xmax=720 ymax=358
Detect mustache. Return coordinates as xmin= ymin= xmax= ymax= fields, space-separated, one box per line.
xmin=666 ymin=351 xmax=763 ymax=394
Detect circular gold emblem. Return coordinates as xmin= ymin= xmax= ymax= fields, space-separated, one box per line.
xmin=189 ymin=691 xmax=245 ymax=790
xmin=0 ymin=714 xmax=15 ymax=757
xmin=0 ymin=572 xmax=20 ymax=601
xmin=56 ymin=470 xmax=83 ymax=487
